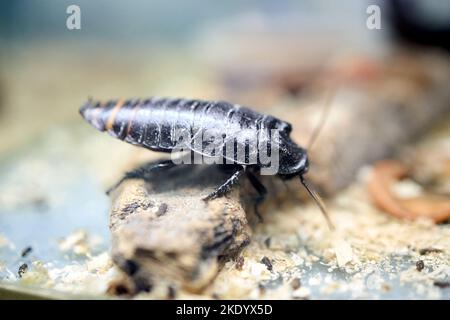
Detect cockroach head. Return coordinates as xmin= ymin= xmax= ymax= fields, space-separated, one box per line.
xmin=278 ymin=144 xmax=309 ymax=177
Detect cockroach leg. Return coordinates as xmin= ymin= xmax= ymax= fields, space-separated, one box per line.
xmin=246 ymin=171 xmax=267 ymax=222
xmin=203 ymin=165 xmax=245 ymax=201
xmin=106 ymin=159 xmax=176 ymax=195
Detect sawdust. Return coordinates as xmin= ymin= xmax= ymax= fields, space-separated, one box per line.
xmin=11 ymin=252 xmax=118 ymax=296
xmin=2 ymin=143 xmax=449 ymax=299
xmin=58 ymin=230 xmax=103 ymax=257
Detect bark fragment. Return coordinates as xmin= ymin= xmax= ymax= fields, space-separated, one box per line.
xmin=109 ymin=164 xmax=251 ymax=292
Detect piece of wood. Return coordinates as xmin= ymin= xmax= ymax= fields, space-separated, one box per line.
xmin=109 ymin=164 xmax=251 ymax=293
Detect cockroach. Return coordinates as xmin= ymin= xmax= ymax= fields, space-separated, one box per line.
xmin=80 ymin=97 xmax=333 ymax=227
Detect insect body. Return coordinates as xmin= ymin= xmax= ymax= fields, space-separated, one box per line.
xmin=80 ymin=97 xmax=332 ymax=226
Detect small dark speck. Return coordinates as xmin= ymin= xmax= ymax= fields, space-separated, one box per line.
xmin=121 ymin=202 xmax=140 ymax=215
xmin=109 ymin=284 xmax=130 ymax=296
xmin=168 ymin=285 xmax=176 ymax=299
xmin=264 ymin=237 xmax=271 ymax=248
xmin=21 ymin=246 xmax=33 ymax=257
xmin=258 ymin=283 xmax=266 ymax=294
xmin=31 ymin=197 xmax=49 ymax=211
xmin=261 ymin=256 xmax=273 ymax=272
xmin=291 ymin=278 xmax=301 ymax=290
xmin=123 ymin=259 xmax=139 ymax=276
xmin=135 ymin=277 xmax=153 ymax=293
xmin=156 ymin=203 xmax=168 ymax=217
xmin=433 ymin=281 xmax=450 ymax=289
xmin=18 ymin=263 xmax=28 ymax=278
xmin=419 ymin=248 xmax=443 ymax=255
xmin=235 ymin=256 xmax=244 ymax=270
xmin=416 ymin=260 xmax=425 ymax=271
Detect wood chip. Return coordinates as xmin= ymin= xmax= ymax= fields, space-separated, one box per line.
xmin=367 ymin=160 xmax=450 ymax=223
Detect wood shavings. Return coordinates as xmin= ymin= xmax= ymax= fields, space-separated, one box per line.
xmin=19 ymin=261 xmax=50 ymax=286
xmin=6 ymin=252 xmax=117 ymax=296
xmin=333 ymin=238 xmax=354 ymax=267
xmin=250 ymin=261 xmax=270 ymax=277
xmin=86 ymin=252 xmax=113 ymax=273
xmin=58 ymin=230 xmax=90 ymax=255
xmin=199 ymin=165 xmax=450 ymax=299
xmin=292 ymin=287 xmax=310 ymax=299
xmin=57 ymin=230 xmax=103 ymax=256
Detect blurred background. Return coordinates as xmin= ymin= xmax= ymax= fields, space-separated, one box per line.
xmin=0 ymin=1 xmax=379 ymax=149
xmin=0 ymin=0 xmax=449 ymax=152
xmin=0 ymin=0 xmax=449 ymax=298
xmin=1 ymin=0 xmax=449 ymax=150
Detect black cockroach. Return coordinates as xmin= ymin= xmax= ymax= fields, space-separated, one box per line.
xmin=80 ymin=97 xmax=333 ymax=227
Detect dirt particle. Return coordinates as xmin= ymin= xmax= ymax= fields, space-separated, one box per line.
xmin=107 ymin=283 xmax=131 ymax=296
xmin=18 ymin=263 xmax=28 ymax=278
xmin=31 ymin=197 xmax=49 ymax=211
xmin=291 ymin=278 xmax=302 ymax=290
xmin=260 ymin=256 xmax=273 ymax=272
xmin=235 ymin=256 xmax=245 ymax=270
xmin=381 ymin=283 xmax=391 ymax=292
xmin=416 ymin=260 xmax=425 ymax=271
xmin=258 ymin=283 xmax=266 ymax=295
xmin=123 ymin=259 xmax=139 ymax=276
xmin=419 ymin=248 xmax=443 ymax=255
xmin=21 ymin=246 xmax=33 ymax=257
xmin=212 ymin=293 xmax=220 ymax=299
xmin=167 ymin=285 xmax=176 ymax=299
xmin=135 ymin=276 xmax=153 ymax=293
xmin=433 ymin=281 xmax=450 ymax=289
xmin=156 ymin=203 xmax=168 ymax=217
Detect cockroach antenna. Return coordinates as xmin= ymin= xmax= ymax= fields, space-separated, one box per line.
xmin=299 ymin=175 xmax=335 ymax=231
xmin=301 ymin=87 xmax=337 ymax=230
xmin=307 ymin=88 xmax=335 ymax=150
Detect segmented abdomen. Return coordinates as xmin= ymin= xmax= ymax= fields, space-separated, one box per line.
xmin=80 ymin=97 xmax=288 ymax=163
